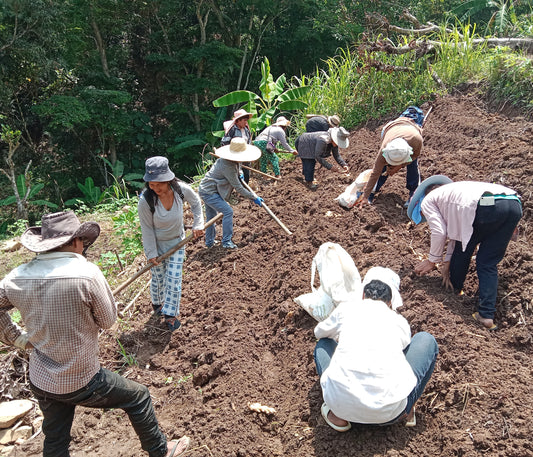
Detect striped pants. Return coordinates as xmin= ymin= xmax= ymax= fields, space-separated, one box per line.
xmin=150 ymin=248 xmax=184 ymax=317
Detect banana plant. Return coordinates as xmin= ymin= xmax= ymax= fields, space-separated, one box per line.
xmin=212 ymin=57 xmax=311 ymax=135
xmin=0 ymin=174 xmax=58 ymax=213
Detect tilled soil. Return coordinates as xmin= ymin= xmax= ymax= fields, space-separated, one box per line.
xmin=11 ymin=92 xmax=533 ymax=457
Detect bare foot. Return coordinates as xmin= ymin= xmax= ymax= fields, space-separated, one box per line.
xmin=328 ymin=410 xmax=349 ymax=428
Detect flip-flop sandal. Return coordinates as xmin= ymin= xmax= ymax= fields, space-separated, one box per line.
xmin=405 ymin=407 xmax=416 ymax=427
xmin=167 ymin=436 xmax=190 ymax=456
xmin=472 ymin=312 xmax=497 ymax=331
xmin=321 ymin=402 xmax=351 ymax=432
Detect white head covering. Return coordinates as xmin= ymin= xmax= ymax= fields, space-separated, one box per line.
xmin=362 ymin=267 xmax=403 ymax=310
xmin=215 ymin=137 xmax=261 ymax=162
xmin=381 ymin=138 xmax=413 ymax=166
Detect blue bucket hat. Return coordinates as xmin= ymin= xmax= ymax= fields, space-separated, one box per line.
xmin=401 ymin=106 xmax=425 ymax=127
xmin=407 ymin=175 xmax=453 ymax=224
xmin=143 ymin=156 xmax=176 ymax=182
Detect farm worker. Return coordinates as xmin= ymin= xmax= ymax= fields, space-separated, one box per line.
xmin=294 ymin=127 xmax=350 ymax=190
xmin=253 ymin=116 xmax=297 ymax=178
xmin=199 ymin=137 xmax=263 ymax=249
xmin=0 ymin=211 xmax=191 ymax=457
xmin=305 ymin=114 xmax=341 ymax=133
xmin=408 ymin=176 xmax=522 ymax=331
xmin=356 ymin=106 xmax=424 ymax=206
xmin=220 ymin=108 xmax=254 ymax=183
xmin=138 ymin=156 xmax=205 ymax=332
xmin=314 ymin=267 xmax=438 ymax=431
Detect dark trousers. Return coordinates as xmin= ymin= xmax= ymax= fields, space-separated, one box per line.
xmin=450 ymin=198 xmax=522 ymax=319
xmin=31 ymin=368 xmax=167 ymax=457
xmin=301 ymin=158 xmax=317 ymax=182
xmin=375 ymin=159 xmax=420 ymax=197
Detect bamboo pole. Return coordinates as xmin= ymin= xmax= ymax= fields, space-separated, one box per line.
xmin=112 ymin=213 xmax=223 ymax=297
xmin=209 ymin=152 xmax=280 ymax=180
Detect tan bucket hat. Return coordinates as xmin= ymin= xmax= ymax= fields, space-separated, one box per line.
xmin=223 ymin=109 xmax=253 ymax=133
xmin=330 ymin=127 xmax=350 ymax=149
xmin=21 ymin=211 xmax=100 ymax=253
xmin=273 ymin=116 xmax=291 ymax=127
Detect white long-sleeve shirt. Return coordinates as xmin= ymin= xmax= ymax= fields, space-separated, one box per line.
xmin=421 ymin=181 xmax=517 ymax=263
xmin=314 ymin=299 xmax=416 ymax=424
xmin=138 ymin=182 xmax=204 ymax=260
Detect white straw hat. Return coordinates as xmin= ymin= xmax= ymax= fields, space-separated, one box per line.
xmin=215 ymin=137 xmax=261 ymax=162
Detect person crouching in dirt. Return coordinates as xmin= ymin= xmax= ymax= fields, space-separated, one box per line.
xmin=139 ymin=156 xmax=205 ymax=332
xmin=199 ymin=138 xmax=263 ymax=249
xmin=314 ymin=267 xmax=438 ymax=431
xmin=294 ymin=127 xmax=350 ymax=190
xmin=0 ymin=211 xmax=191 ymax=457
xmin=253 ymin=116 xmax=297 ymax=178
xmin=408 ymin=176 xmax=522 ymax=331
xmin=355 ymin=106 xmax=424 ymax=207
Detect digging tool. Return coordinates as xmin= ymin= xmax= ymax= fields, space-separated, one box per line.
xmin=112 ymin=213 xmax=223 ymax=297
xmin=209 ymin=152 xmax=280 ymax=181
xmin=239 ymin=179 xmax=292 ymax=235
xmin=422 ymin=106 xmax=433 ymax=127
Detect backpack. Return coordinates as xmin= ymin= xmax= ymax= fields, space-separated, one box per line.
xmin=142 ymin=178 xmax=184 ymax=214
xmin=401 ymin=106 xmax=424 ymax=127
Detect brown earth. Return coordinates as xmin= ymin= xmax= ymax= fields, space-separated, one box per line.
xmin=8 ymin=92 xmax=533 ymax=457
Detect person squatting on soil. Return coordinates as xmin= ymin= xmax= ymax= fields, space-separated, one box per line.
xmin=0 ymin=211 xmax=190 ymax=457
xmin=221 ymin=109 xmax=254 ymax=184
xmin=314 ymin=267 xmax=438 ymax=431
xmin=139 ymin=157 xmax=205 ymax=332
xmin=253 ymin=116 xmax=297 ymax=178
xmin=294 ymin=126 xmax=350 ymax=190
xmin=408 ymin=176 xmax=522 ymax=331
xmin=199 ymin=138 xmax=263 ymax=249
xmin=356 ymin=106 xmax=424 ymax=207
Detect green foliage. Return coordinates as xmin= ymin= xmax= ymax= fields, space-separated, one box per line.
xmin=65 ymin=177 xmax=103 ymax=208
xmin=116 ymin=338 xmax=138 ymax=368
xmin=487 ymin=51 xmax=533 ymax=116
xmin=0 ymin=174 xmax=58 ymax=210
xmin=212 ymin=57 xmax=311 ymax=134
xmin=97 ymin=203 xmax=143 ymax=276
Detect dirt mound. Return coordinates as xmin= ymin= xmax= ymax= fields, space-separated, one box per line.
xmin=13 ymin=93 xmax=533 ymax=457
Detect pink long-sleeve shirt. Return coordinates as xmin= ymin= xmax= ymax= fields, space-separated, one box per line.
xmin=420 ymin=181 xmax=518 ymax=263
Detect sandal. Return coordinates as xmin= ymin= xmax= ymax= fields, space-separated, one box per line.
xmin=164 ymin=316 xmax=182 ymax=332
xmin=321 ymin=403 xmax=351 ymax=432
xmin=405 ymin=407 xmax=416 ymax=427
xmin=152 ymin=304 xmax=162 ymax=316
xmin=167 ymin=436 xmax=190 ymax=456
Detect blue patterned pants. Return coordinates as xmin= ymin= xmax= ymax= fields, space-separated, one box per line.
xmin=150 ymin=249 xmax=184 ymax=317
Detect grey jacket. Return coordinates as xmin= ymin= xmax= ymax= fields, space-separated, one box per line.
xmin=295 ymin=131 xmax=347 ymax=169
xmin=199 ymin=158 xmax=257 ymax=201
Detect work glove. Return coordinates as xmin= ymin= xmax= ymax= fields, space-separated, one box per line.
xmin=253 ymin=197 xmax=264 ymax=207
xmin=239 ymin=173 xmax=244 ymax=181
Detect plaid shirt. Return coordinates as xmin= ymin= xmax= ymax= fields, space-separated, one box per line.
xmin=0 ymin=251 xmax=116 ymax=394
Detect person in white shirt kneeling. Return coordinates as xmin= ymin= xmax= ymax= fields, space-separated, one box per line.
xmin=313 ymin=267 xmax=438 ymax=431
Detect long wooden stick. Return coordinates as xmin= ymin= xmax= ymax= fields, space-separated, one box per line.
xmin=422 ymin=106 xmax=433 ymax=127
xmin=112 ymin=213 xmax=223 ymax=297
xmin=240 ymin=180 xmax=292 ymax=235
xmin=209 ymin=152 xmax=280 ymax=181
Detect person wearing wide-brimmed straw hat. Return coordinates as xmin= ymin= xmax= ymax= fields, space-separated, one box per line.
xmin=356 ymin=106 xmax=424 ymax=208
xmin=407 ymin=176 xmax=522 ymax=330
xmin=314 ymin=267 xmax=438 ymax=431
xmin=199 ymin=138 xmax=263 ymax=249
xmin=294 ymin=127 xmax=350 ymax=190
xmin=138 ymin=156 xmax=205 ymax=332
xmin=0 ymin=211 xmax=191 ymax=457
xmin=253 ymin=116 xmax=297 ymax=178
xmin=221 ymin=108 xmax=254 ymax=183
